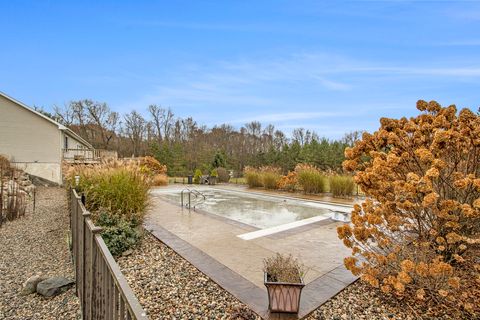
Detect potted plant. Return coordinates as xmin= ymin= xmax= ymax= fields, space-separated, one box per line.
xmin=263 ymin=253 xmax=306 ymax=314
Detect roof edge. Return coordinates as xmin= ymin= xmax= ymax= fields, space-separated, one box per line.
xmin=0 ymin=91 xmax=93 ymax=149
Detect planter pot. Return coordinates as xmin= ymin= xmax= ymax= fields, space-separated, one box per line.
xmin=264 ymin=273 xmax=304 ymax=313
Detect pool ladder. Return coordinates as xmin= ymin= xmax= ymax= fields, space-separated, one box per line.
xmin=180 ymin=188 xmax=207 ymax=210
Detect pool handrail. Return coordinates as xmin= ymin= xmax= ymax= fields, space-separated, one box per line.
xmin=180 ymin=188 xmax=207 ymax=210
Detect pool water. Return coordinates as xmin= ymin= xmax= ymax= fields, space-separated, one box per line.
xmin=153 ymin=187 xmax=351 ymax=229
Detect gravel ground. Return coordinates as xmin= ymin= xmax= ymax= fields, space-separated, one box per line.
xmin=306 ymin=282 xmax=416 ymax=320
xmin=120 ymin=230 xmax=469 ymax=320
xmin=117 ymin=232 xmax=260 ymax=320
xmin=0 ymin=187 xmax=79 ymax=319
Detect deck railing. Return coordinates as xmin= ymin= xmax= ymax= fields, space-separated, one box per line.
xmin=70 ymin=188 xmax=147 ymax=319
xmin=63 ymin=149 xmax=118 ymax=162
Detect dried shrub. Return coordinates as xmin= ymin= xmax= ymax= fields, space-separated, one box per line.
xmin=140 ymin=156 xmax=167 ymax=175
xmin=0 ymin=155 xmax=13 ymax=174
xmin=216 ymin=167 xmax=230 ymax=183
xmin=277 ymin=171 xmax=298 ymax=192
xmin=263 ymin=253 xmax=306 ymax=283
xmin=338 ymin=100 xmax=480 ymax=317
xmin=1 ymin=158 xmax=28 ymax=226
xmin=329 ymin=175 xmax=355 ymax=198
xmin=152 ymin=174 xmax=168 ymax=186
xmin=139 ymin=156 xmax=168 ymax=186
xmin=295 ymin=164 xmax=326 ymax=194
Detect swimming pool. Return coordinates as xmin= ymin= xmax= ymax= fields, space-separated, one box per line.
xmin=152 ymin=187 xmax=351 ymax=229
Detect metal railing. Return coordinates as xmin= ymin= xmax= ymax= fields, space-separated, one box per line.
xmin=180 ymin=188 xmax=207 ymax=210
xmin=63 ymin=149 xmax=118 ymax=162
xmin=70 ymin=188 xmax=147 ymax=320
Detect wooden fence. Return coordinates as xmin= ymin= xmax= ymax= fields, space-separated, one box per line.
xmin=70 ymin=188 xmax=148 ymax=319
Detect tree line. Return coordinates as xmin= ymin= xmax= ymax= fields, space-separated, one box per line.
xmin=49 ymin=99 xmax=363 ymax=176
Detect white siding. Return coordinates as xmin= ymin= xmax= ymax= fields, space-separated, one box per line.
xmin=0 ymin=95 xmax=62 ymax=183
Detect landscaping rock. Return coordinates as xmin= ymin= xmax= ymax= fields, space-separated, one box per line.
xmin=37 ymin=277 xmax=75 ymax=297
xmin=122 ymin=249 xmax=133 ymax=257
xmin=117 ymin=232 xmax=260 ymax=319
xmin=21 ymin=275 xmax=46 ymax=295
xmin=0 ymin=187 xmax=79 ymax=318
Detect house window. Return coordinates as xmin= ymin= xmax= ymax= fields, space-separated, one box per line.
xmin=64 ymin=136 xmax=68 ymax=149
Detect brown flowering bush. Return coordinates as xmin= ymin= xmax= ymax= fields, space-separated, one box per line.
xmin=139 ymin=156 xmax=168 ymax=186
xmin=277 ymin=171 xmax=298 ymax=192
xmin=338 ymin=100 xmax=480 ymax=317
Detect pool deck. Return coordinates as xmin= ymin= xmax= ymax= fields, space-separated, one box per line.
xmin=144 ymin=186 xmax=357 ymax=319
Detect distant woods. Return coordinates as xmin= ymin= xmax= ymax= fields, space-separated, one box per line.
xmin=51 ymin=99 xmax=364 ymax=176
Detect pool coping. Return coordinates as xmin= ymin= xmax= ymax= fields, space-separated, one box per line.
xmin=144 ymin=219 xmax=358 ymax=319
xmin=212 ymin=186 xmax=355 ymax=210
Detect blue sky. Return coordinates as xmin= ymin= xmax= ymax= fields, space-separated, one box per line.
xmin=1 ymin=1 xmax=479 ymax=138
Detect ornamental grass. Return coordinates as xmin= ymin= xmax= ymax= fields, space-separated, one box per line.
xmin=329 ymin=175 xmax=355 ymax=198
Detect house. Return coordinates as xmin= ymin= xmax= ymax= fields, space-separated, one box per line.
xmin=0 ymin=91 xmax=94 ymax=184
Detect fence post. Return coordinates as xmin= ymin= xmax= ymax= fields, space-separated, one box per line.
xmin=72 ymin=189 xmax=78 ymax=295
xmin=78 ymin=199 xmax=85 ymax=308
xmin=82 ymin=210 xmax=91 ymax=320
xmin=89 ymin=225 xmax=102 ymax=320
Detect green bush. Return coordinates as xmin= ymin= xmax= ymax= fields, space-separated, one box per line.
xmin=210 ymin=168 xmax=218 ymax=177
xmin=329 ymin=175 xmax=355 ymax=198
xmin=297 ymin=170 xmax=326 ymax=194
xmin=96 ymin=212 xmax=141 ymax=256
xmin=261 ymin=172 xmax=281 ymax=190
xmin=216 ymin=167 xmax=230 ymax=183
xmin=193 ymin=169 xmax=202 ymax=184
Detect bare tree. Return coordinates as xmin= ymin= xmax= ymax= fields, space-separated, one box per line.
xmin=53 ymin=103 xmax=75 ymax=125
xmin=342 ymin=130 xmax=364 ymax=147
xmin=85 ymin=101 xmax=119 ymax=149
xmin=123 ymin=111 xmax=146 ymax=157
xmin=292 ymin=128 xmax=306 ymax=146
xmin=162 ymin=108 xmax=175 ymax=142
xmin=148 ymin=104 xmax=165 ymax=144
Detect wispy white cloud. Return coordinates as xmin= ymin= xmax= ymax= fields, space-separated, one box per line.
xmin=118 ymin=51 xmax=480 ymax=133
xmin=230 ymin=111 xmax=351 ymax=124
xmin=119 ymin=53 xmax=355 ymax=111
